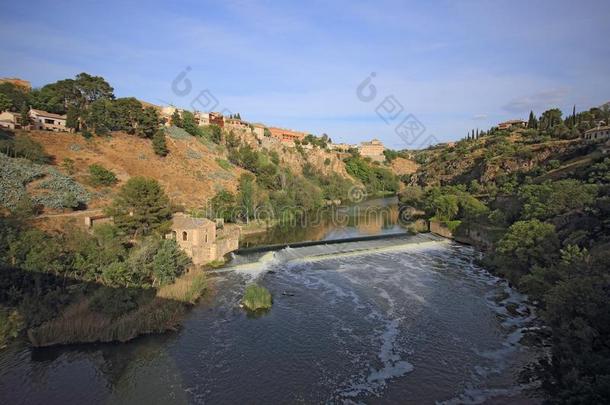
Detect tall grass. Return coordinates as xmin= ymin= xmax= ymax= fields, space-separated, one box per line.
xmin=0 ymin=308 xmax=24 ymax=348
xmin=157 ymin=271 xmax=207 ymax=304
xmin=241 ymin=284 xmax=272 ymax=311
xmin=28 ymin=271 xmax=208 ymax=347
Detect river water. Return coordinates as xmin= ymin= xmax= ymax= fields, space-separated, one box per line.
xmin=0 ymin=233 xmax=540 ymax=404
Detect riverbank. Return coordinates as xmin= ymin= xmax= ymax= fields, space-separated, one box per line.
xmin=27 ymin=271 xmax=208 ymax=347
xmin=0 ymin=237 xmax=541 ymax=404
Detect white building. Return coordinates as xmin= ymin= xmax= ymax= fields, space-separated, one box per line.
xmin=29 ymin=109 xmax=67 ymax=131
xmin=583 ymin=125 xmax=610 ymax=143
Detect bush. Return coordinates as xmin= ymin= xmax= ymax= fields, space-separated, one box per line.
xmin=215 ymin=158 xmax=232 ymax=170
xmin=89 ymin=288 xmax=140 ymax=319
xmin=241 ymin=284 xmax=272 ymax=311
xmin=0 ymin=307 xmax=24 ymax=348
xmin=0 ymin=135 xmax=50 ymax=163
xmin=89 ymin=164 xmax=118 ymax=186
xmin=61 ymin=158 xmax=76 ymax=174
xmin=152 ymin=129 xmax=168 ymax=157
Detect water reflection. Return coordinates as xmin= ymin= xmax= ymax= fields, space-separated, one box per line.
xmin=242 ymin=197 xmax=404 ymax=247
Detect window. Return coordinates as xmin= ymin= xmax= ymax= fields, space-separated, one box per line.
xmin=205 ymin=233 xmax=208 ymax=243
xmin=44 ymin=119 xmax=54 ymax=124
xmin=182 ymin=231 xmax=188 ymax=241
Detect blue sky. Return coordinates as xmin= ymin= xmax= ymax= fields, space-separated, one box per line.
xmin=1 ymin=0 xmax=609 ymax=148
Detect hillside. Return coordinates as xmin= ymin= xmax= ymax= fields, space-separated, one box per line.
xmin=26 ymin=130 xmax=245 ymax=209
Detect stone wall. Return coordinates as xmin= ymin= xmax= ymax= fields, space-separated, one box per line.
xmin=429 ymin=219 xmax=454 ymax=239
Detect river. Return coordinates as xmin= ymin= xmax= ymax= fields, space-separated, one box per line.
xmin=0 ymin=229 xmax=541 ymax=404
xmin=240 ymin=196 xmax=406 ymax=247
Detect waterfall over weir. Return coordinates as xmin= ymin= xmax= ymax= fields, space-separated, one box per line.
xmin=218 ymin=233 xmax=447 ymax=273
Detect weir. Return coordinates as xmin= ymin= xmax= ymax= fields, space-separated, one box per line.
xmin=235 ymin=232 xmax=417 ymax=255
xmin=223 ymin=232 xmax=447 ymax=270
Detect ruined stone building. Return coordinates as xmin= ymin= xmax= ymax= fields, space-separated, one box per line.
xmin=167 ymin=213 xmax=240 ymax=265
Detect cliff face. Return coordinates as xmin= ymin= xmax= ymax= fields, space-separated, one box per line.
xmin=232 ymin=128 xmax=351 ymax=178
xmin=411 ymin=136 xmax=585 ymax=187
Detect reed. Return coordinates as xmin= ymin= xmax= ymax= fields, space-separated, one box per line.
xmin=157 ymin=271 xmax=207 ymax=304
xmin=28 ymin=272 xmax=208 ymax=347
xmin=241 ymin=284 xmax=272 ymax=311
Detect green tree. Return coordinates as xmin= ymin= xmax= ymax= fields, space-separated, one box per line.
xmin=0 ymin=82 xmax=28 ymax=112
xmin=431 ymin=194 xmax=459 ymax=221
xmin=181 ymin=110 xmax=200 ymax=136
xmin=107 ymin=177 xmax=172 ymax=238
xmin=152 ymin=129 xmax=168 ymax=156
xmin=237 ymin=173 xmax=258 ymax=223
xmin=171 ymin=109 xmax=183 ymax=128
xmin=527 ymin=110 xmax=538 ymax=129
xmin=151 ymin=239 xmax=191 ymax=286
xmin=540 ymin=108 xmax=562 ymax=130
xmin=210 ymin=190 xmax=237 ymax=222
xmin=0 ymin=93 xmax=11 ymax=112
xmin=19 ymin=104 xmax=30 ymax=129
xmin=138 ymin=107 xmax=160 ymax=138
xmin=519 ymin=180 xmax=598 ymax=220
xmin=496 ymin=219 xmax=560 ymax=280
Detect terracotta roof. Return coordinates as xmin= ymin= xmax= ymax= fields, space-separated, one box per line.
xmin=172 ymin=213 xmax=214 ymax=229
xmin=30 ymin=108 xmax=66 ymax=120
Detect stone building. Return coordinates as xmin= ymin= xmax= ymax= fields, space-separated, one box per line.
xmin=0 ymin=77 xmax=31 ymax=90
xmin=268 ymin=127 xmax=306 ymax=145
xmin=497 ymin=119 xmax=526 ymax=130
xmin=195 ymin=111 xmax=210 ymax=126
xmin=358 ymin=139 xmax=385 ymax=161
xmin=1 ymin=109 xmax=67 ymax=131
xmin=251 ymin=123 xmax=266 ymax=140
xmin=167 ymin=213 xmax=240 ymax=265
xmin=209 ymin=112 xmax=224 ymax=127
xmin=0 ymin=111 xmax=22 ymax=130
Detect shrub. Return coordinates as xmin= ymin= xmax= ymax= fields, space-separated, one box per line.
xmin=241 ymin=284 xmax=272 ymax=311
xmin=0 ymin=135 xmax=50 ymax=163
xmin=89 ymin=288 xmax=140 ymax=319
xmin=152 ymin=129 xmax=168 ymax=157
xmin=0 ymin=307 xmax=24 ymax=348
xmin=151 ymin=239 xmax=191 ymax=286
xmin=89 ymin=164 xmax=118 ymax=186
xmin=215 ymin=158 xmax=232 ymax=170
xmin=62 ymin=158 xmax=76 ymax=174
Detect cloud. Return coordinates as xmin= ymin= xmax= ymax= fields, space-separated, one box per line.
xmin=503 ymin=89 xmax=569 ymax=114
xmin=472 ymin=114 xmax=488 ymax=120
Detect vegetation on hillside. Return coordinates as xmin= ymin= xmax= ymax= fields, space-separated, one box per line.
xmin=0 ymin=175 xmax=203 ymax=347
xmin=400 ymin=103 xmax=610 ymax=403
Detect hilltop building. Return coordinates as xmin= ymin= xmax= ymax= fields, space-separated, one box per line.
xmin=583 ymin=125 xmax=610 ymax=143
xmin=209 ymin=112 xmax=224 ymax=127
xmin=268 ymin=127 xmax=306 ymax=145
xmin=330 ymin=143 xmax=352 ymax=152
xmin=0 ymin=77 xmax=31 ymax=91
xmin=225 ymin=117 xmax=249 ymax=131
xmin=0 ymin=111 xmax=22 ymax=130
xmin=358 ymin=139 xmax=385 ymax=161
xmin=194 ymin=111 xmax=210 ymax=125
xmin=251 ymin=123 xmax=266 ymax=140
xmin=29 ymin=109 xmax=67 ymax=131
xmin=0 ymin=108 xmax=67 ymax=131
xmin=497 ymin=119 xmax=527 ymax=130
